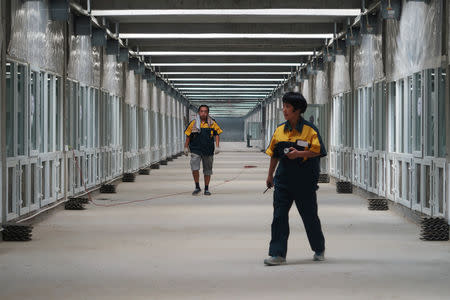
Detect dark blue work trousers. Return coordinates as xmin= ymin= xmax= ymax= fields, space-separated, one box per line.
xmin=269 ymin=186 xmax=325 ymax=258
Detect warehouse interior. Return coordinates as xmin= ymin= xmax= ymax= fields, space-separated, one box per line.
xmin=0 ymin=0 xmax=449 ymax=299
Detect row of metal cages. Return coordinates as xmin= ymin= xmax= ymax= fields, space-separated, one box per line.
xmin=123 ymin=104 xmax=184 ymax=174
xmin=328 ymin=68 xmax=447 ymax=219
xmin=3 ymin=60 xmax=185 ymax=222
xmin=329 ymin=148 xmax=446 ymax=218
xmin=124 ymin=107 xmax=183 ymax=172
xmin=244 ymin=108 xmax=264 ymax=149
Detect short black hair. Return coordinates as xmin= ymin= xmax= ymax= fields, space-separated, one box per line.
xmin=282 ymin=92 xmax=307 ymax=113
xmin=198 ymin=105 xmax=209 ymax=113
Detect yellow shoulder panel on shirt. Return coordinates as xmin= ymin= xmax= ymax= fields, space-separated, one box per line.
xmin=212 ymin=121 xmax=223 ymax=135
xmin=184 ymin=120 xmax=195 ymax=136
xmin=265 ymin=123 xmax=286 ymax=157
xmin=303 ymin=124 xmax=321 ymax=154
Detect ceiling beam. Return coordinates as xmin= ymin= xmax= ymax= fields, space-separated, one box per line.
xmin=130 ymin=45 xmax=324 ymax=52
xmin=189 ymin=99 xmax=261 ymax=102
xmin=178 ymin=87 xmax=275 ymax=90
xmin=156 ymin=66 xmax=297 ymax=73
xmin=127 ymin=38 xmax=326 ymax=50
xmin=91 ymin=1 xmax=362 ymax=10
xmin=149 ymin=56 xmax=306 ymax=64
xmin=119 ymin=23 xmax=340 ymax=33
xmin=173 ymin=83 xmax=278 ymax=86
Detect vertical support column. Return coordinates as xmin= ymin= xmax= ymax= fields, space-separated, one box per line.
xmin=136 ymin=75 xmax=141 ymax=170
xmin=261 ymin=103 xmax=266 ymax=150
xmin=168 ymin=95 xmax=172 ymax=158
xmin=176 ymin=99 xmax=180 ymax=154
xmin=444 ymin=0 xmax=450 ymax=224
xmin=184 ymin=101 xmax=189 ymax=149
xmin=166 ymin=94 xmax=170 ymax=159
xmin=444 ymin=0 xmax=450 ymax=161
xmin=160 ymin=90 xmax=164 ymax=160
xmin=157 ymin=87 xmax=162 ymax=162
xmin=185 ymin=102 xmax=189 ymax=126
xmin=121 ymin=67 xmax=127 ymax=176
xmin=349 ymin=34 xmax=355 ymax=183
xmin=325 ymin=54 xmax=332 ymax=175
xmin=1 ymin=0 xmax=7 ymax=223
xmin=151 ymin=83 xmax=159 ymax=163
xmin=148 ymin=83 xmax=153 ymax=164
xmin=62 ymin=11 xmax=69 ymax=202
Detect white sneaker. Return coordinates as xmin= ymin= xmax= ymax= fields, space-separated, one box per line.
xmin=264 ymin=256 xmax=286 ymax=266
xmin=313 ymin=251 xmax=325 ymax=261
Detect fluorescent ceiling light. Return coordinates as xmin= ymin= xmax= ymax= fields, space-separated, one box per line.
xmin=179 ymin=87 xmax=274 ymax=90
xmin=184 ymin=88 xmax=273 ymax=94
xmin=193 ymin=103 xmax=257 ymax=105
xmin=120 ymin=33 xmax=333 ymax=39
xmin=92 ymin=9 xmax=361 ymax=17
xmin=174 ymin=83 xmax=278 ymax=87
xmin=153 ymin=63 xmax=303 ymax=66
xmin=139 ymin=51 xmax=314 ymax=56
xmin=192 ymin=100 xmax=258 ymax=102
xmin=198 ymin=106 xmax=255 ymax=108
xmin=187 ymin=94 xmax=266 ymax=97
xmin=184 ymin=93 xmax=270 ymax=95
xmin=171 ymin=78 xmax=283 ymax=82
xmin=161 ymin=72 xmax=292 ymax=75
xmin=191 ymin=105 xmax=257 ymax=107
xmin=211 ymin=110 xmax=256 ymax=112
xmin=211 ymin=107 xmax=254 ymax=108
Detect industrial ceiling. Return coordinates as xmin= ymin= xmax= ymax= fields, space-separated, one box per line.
xmin=87 ymin=0 xmax=367 ymax=117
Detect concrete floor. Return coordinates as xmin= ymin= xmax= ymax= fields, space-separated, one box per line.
xmin=1 ymin=143 xmax=449 ymax=300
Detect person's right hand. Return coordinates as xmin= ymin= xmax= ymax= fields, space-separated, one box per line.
xmin=266 ymin=175 xmax=274 ymax=189
xmin=184 ymin=147 xmax=189 ymax=156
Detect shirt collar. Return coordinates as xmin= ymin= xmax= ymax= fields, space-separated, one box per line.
xmin=284 ymin=117 xmax=304 ymax=132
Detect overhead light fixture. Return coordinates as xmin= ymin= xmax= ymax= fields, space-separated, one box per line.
xmin=190 ymin=104 xmax=258 ymax=106
xmin=92 ymin=9 xmax=361 ymax=17
xmin=187 ymin=94 xmax=266 ymax=97
xmin=209 ymin=107 xmax=255 ymax=109
xmin=152 ymin=63 xmax=305 ymax=67
xmin=173 ymin=83 xmax=278 ymax=87
xmin=187 ymin=99 xmax=264 ymax=103
xmin=160 ymin=72 xmax=292 ymax=75
xmin=189 ymin=99 xmax=265 ymax=102
xmin=184 ymin=92 xmax=270 ymax=95
xmin=170 ymin=78 xmax=284 ymax=81
xmin=139 ymin=51 xmax=314 ymax=56
xmin=210 ymin=107 xmax=255 ymax=108
xmin=178 ymin=87 xmax=274 ymax=90
xmin=119 ymin=33 xmax=334 ymax=39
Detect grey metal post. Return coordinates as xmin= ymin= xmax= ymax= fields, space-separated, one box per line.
xmin=349 ymin=24 xmax=355 ymax=181
xmin=62 ymin=12 xmax=68 ymax=202
xmin=1 ymin=0 xmax=7 ymax=223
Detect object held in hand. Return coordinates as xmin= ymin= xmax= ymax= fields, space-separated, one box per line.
xmin=283 ymin=148 xmax=291 ymax=155
xmin=263 ymin=186 xmax=271 ymax=194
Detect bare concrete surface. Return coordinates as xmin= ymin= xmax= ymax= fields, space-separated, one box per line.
xmin=1 ymin=144 xmax=449 ymax=300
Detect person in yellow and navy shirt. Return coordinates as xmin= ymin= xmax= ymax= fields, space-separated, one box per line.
xmin=263 ymin=92 xmax=327 ymax=266
xmin=184 ymin=105 xmax=223 ymax=196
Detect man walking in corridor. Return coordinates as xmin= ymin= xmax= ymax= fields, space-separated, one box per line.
xmin=264 ymin=92 xmax=327 ymax=266
xmin=184 ymin=105 xmax=223 ymax=196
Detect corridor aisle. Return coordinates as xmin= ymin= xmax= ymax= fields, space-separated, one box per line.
xmin=1 ymin=146 xmax=449 ymax=300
